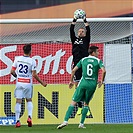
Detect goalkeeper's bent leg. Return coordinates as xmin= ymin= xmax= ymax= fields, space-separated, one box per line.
xmin=77 ymin=101 xmax=82 ymax=108
xmin=77 ymin=101 xmax=82 ymax=115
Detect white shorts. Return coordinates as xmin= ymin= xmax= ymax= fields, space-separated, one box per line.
xmin=14 ymin=85 xmax=33 ymax=99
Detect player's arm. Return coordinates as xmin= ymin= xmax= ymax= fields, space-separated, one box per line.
xmin=32 ymin=59 xmax=47 ymax=87
xmin=10 ymin=68 xmax=17 ymax=78
xmin=98 ymin=67 xmax=106 ymax=88
xmin=70 ymin=22 xmax=76 ymax=43
xmin=10 ymin=58 xmax=17 ymax=78
xmin=83 ymin=15 xmax=90 ymax=42
xmin=70 ymin=14 xmax=77 ymax=43
xmin=69 ymin=66 xmax=79 ymax=89
xmin=69 ymin=60 xmax=82 ymax=88
xmin=32 ymin=70 xmax=47 ymax=87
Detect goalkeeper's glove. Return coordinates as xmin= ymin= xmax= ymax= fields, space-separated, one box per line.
xmin=73 ymin=17 xmax=77 ymax=22
xmin=73 ymin=13 xmax=78 ymax=22
xmin=82 ymin=14 xmax=87 ymax=23
xmin=74 ymin=14 xmax=77 ymax=19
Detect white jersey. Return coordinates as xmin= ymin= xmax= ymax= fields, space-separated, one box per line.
xmin=12 ymin=56 xmax=36 ymax=86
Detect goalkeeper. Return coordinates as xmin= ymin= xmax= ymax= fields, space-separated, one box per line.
xmin=70 ymin=11 xmax=91 ymax=116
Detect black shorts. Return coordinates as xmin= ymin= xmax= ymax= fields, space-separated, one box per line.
xmin=73 ymin=63 xmax=82 ymax=82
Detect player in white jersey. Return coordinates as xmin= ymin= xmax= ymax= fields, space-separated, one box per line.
xmin=10 ymin=44 xmax=47 ymax=128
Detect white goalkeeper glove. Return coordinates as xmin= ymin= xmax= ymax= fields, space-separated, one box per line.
xmin=73 ymin=15 xmax=77 ymax=22
xmin=74 ymin=14 xmax=78 ymax=20
xmin=82 ymin=14 xmax=87 ymax=23
xmin=82 ymin=14 xmax=86 ymax=20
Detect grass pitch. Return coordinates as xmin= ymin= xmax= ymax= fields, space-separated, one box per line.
xmin=0 ymin=124 xmax=133 ymax=133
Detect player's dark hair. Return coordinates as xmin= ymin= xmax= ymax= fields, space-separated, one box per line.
xmin=89 ymin=46 xmax=99 ymax=54
xmin=23 ymin=44 xmax=31 ymax=54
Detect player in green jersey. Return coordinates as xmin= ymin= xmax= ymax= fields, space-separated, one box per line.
xmin=57 ymin=46 xmax=106 ymax=129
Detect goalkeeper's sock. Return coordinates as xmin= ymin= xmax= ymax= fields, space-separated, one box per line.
xmin=15 ymin=103 xmax=21 ymax=122
xmin=80 ymin=106 xmax=89 ymax=124
xmin=27 ymin=101 xmax=33 ymax=118
xmin=64 ymin=105 xmax=74 ymax=121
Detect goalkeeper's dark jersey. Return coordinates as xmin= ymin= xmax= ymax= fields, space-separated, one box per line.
xmin=70 ymin=24 xmax=90 ymax=64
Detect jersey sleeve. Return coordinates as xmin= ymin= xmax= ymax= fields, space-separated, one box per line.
xmin=76 ymin=60 xmax=82 ymax=68
xmin=70 ymin=24 xmax=76 ymax=44
xmin=85 ymin=25 xmax=91 ymax=43
xmin=32 ymin=59 xmax=37 ymax=71
xmin=99 ymin=60 xmax=104 ymax=68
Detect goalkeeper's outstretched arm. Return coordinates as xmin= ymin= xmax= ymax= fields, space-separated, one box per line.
xmin=70 ymin=17 xmax=77 ymax=44
xmin=80 ymin=14 xmax=90 ymax=43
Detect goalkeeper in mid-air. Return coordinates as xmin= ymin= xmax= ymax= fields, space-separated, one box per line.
xmin=70 ymin=10 xmax=91 ymax=116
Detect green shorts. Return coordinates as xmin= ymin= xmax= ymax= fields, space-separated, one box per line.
xmin=72 ymin=78 xmax=97 ymax=105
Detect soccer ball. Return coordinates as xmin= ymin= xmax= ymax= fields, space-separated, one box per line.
xmin=74 ymin=9 xmax=86 ymax=19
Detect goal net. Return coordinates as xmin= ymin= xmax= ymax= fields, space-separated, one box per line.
xmin=0 ymin=18 xmax=133 ymax=125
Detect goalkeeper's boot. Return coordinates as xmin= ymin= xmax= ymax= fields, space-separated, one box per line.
xmin=57 ymin=122 xmax=68 ymax=129
xmin=27 ymin=116 xmax=32 ymax=127
xmin=76 ymin=107 xmax=82 ymax=115
xmin=78 ymin=123 xmax=86 ymax=129
xmin=15 ymin=121 xmax=21 ymax=128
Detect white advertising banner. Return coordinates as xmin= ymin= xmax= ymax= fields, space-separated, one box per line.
xmin=105 ymin=44 xmax=131 ymax=83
